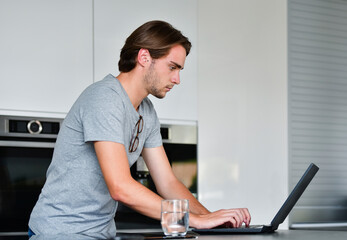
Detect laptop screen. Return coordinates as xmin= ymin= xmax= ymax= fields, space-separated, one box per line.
xmin=270 ymin=163 xmax=319 ymax=230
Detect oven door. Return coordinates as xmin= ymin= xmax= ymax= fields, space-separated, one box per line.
xmin=0 ymin=141 xmax=54 ymax=233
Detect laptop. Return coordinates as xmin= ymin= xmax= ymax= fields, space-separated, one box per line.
xmin=192 ymin=163 xmax=319 ymax=234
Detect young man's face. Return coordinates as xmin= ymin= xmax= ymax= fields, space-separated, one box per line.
xmin=144 ymin=44 xmax=187 ymax=99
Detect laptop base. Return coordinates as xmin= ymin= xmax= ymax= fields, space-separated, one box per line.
xmin=192 ymin=225 xmax=275 ymax=234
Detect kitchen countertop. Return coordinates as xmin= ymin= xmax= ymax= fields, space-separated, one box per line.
xmin=2 ymin=229 xmax=347 ymax=240
xmin=194 ymin=230 xmax=347 ymax=240
xmin=123 ymin=229 xmax=347 ymax=240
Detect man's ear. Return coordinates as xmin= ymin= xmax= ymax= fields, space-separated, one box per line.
xmin=137 ymin=48 xmax=151 ymax=67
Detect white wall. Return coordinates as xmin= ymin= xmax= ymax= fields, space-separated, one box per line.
xmin=197 ymin=0 xmax=288 ymax=227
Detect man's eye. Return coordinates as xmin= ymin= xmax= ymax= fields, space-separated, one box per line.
xmin=170 ymin=66 xmax=176 ymax=70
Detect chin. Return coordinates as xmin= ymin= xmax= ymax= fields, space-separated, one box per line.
xmin=152 ymin=93 xmax=166 ymax=99
xmin=150 ymin=88 xmax=168 ymax=99
xmin=156 ymin=95 xmax=166 ymax=99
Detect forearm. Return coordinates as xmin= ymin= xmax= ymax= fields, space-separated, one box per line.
xmin=157 ymin=178 xmax=218 ymax=228
xmin=113 ymin=177 xmax=163 ymax=220
xmin=157 ymin=178 xmax=210 ymax=215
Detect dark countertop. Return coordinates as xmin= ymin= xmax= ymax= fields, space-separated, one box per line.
xmin=119 ymin=229 xmax=347 ymax=240
xmin=2 ymin=229 xmax=347 ymax=240
xmin=195 ymin=230 xmax=347 ymax=240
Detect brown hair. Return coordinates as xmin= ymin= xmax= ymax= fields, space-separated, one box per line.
xmin=118 ymin=20 xmax=192 ymax=72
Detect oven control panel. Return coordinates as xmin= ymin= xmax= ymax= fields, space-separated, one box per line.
xmin=9 ymin=119 xmax=60 ymax=135
xmin=0 ymin=115 xmax=63 ymax=138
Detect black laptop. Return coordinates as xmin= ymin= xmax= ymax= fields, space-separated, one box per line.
xmin=193 ymin=163 xmax=319 ymax=234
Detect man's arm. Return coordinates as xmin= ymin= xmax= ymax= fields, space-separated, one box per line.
xmin=141 ymin=146 xmax=209 ymax=215
xmin=141 ymin=146 xmax=251 ymax=228
xmin=94 ymin=141 xmax=251 ymax=229
xmin=94 ymin=141 xmax=163 ymax=220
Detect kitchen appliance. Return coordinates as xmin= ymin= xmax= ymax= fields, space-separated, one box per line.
xmin=0 ymin=115 xmax=63 ymax=235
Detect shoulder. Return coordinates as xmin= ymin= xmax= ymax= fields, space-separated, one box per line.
xmin=75 ymin=75 xmax=125 ymax=109
xmin=67 ymin=75 xmax=127 ymax=121
xmin=85 ymin=75 xmax=122 ymax=98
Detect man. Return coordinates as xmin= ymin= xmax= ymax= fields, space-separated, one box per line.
xmin=28 ymin=20 xmax=251 ymax=237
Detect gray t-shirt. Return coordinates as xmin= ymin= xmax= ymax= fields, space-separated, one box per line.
xmin=29 ymin=74 xmax=162 ymax=236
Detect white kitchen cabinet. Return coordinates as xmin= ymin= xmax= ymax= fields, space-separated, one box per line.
xmin=93 ymin=0 xmax=198 ymax=123
xmin=0 ymin=0 xmax=93 ymax=117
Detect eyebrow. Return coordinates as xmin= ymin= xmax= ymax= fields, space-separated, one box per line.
xmin=170 ymin=61 xmax=184 ymax=70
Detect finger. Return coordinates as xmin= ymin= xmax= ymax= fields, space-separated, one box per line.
xmin=238 ymin=209 xmax=246 ymax=225
xmin=241 ymin=208 xmax=251 ymax=226
xmin=230 ymin=209 xmax=249 ymax=228
xmin=236 ymin=209 xmax=247 ymax=227
xmin=227 ymin=217 xmax=237 ymax=228
xmin=223 ymin=209 xmax=243 ymax=228
xmin=244 ymin=208 xmax=251 ymax=225
xmin=230 ymin=211 xmax=242 ymax=228
xmin=215 ymin=209 xmax=248 ymax=228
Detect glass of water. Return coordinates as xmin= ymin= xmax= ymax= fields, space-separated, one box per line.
xmin=161 ymin=199 xmax=189 ymax=236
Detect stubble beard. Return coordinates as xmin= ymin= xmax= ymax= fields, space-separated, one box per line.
xmin=144 ymin=61 xmax=166 ymax=99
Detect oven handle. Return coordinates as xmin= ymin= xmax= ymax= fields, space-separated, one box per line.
xmin=0 ymin=140 xmax=55 ymax=148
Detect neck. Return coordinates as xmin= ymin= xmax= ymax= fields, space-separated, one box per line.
xmin=117 ymin=71 xmax=148 ymax=111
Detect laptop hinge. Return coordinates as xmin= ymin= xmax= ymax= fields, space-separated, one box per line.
xmin=263 ymin=225 xmax=276 ymax=233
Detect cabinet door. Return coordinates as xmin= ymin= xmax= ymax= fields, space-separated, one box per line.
xmin=0 ymin=0 xmax=93 ymax=115
xmin=94 ymin=0 xmax=198 ymax=122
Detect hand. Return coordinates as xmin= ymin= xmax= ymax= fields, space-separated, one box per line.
xmin=190 ymin=208 xmax=251 ymax=229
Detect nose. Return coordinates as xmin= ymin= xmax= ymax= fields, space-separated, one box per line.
xmin=172 ymin=71 xmax=180 ymax=85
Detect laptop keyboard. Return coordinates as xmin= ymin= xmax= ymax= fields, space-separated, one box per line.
xmin=244 ymin=225 xmax=264 ymax=229
xmin=214 ymin=224 xmax=264 ymax=229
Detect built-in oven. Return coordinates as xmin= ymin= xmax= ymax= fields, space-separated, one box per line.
xmin=0 ymin=115 xmax=63 ymax=235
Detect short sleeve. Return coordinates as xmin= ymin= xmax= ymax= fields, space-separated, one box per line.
xmin=79 ymin=86 xmax=126 ymax=144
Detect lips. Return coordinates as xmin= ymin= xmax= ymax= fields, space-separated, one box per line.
xmin=166 ymin=85 xmax=174 ymax=91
